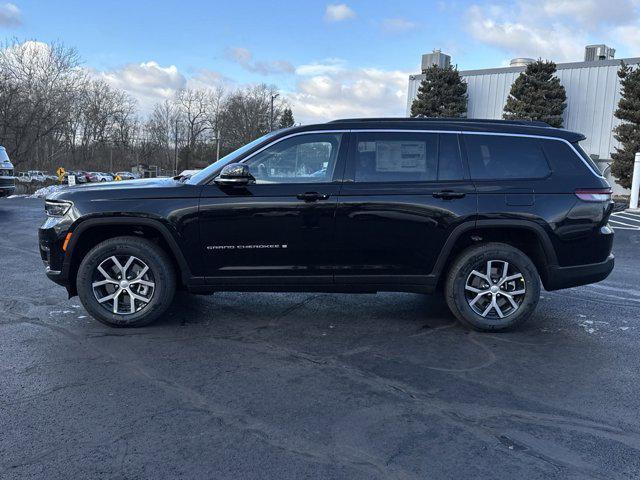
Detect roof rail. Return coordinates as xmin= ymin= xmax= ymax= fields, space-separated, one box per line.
xmin=328 ymin=117 xmax=552 ymax=128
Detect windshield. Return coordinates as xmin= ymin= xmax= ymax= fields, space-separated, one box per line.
xmin=186 ymin=131 xmax=281 ymax=185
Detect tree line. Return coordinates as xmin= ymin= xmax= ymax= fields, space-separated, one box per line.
xmin=0 ymin=39 xmax=295 ymax=173
xmin=410 ymin=60 xmax=640 ymax=189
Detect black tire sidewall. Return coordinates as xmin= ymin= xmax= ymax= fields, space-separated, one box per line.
xmin=447 ymin=244 xmax=540 ymax=331
xmin=77 ymin=237 xmax=175 ymax=327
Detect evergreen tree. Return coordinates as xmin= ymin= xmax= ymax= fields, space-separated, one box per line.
xmin=611 ymin=61 xmax=640 ymax=189
xmin=410 ymin=65 xmax=467 ymax=118
xmin=503 ymin=60 xmax=566 ymax=127
xmin=279 ymin=107 xmax=295 ymax=128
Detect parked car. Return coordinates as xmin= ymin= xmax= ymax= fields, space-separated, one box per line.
xmin=97 ymin=172 xmax=115 ymax=182
xmin=39 ymin=118 xmax=614 ymax=330
xmin=89 ymin=172 xmax=114 ymax=182
xmin=16 ymin=172 xmax=31 ymax=182
xmin=0 ymin=146 xmax=15 ymax=197
xmin=27 ymin=170 xmax=47 ymax=182
xmin=74 ymin=171 xmax=91 ymax=183
xmin=115 ymin=171 xmax=136 ymax=180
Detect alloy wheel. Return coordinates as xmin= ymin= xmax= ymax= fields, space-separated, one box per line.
xmin=464 ymin=260 xmax=526 ymax=319
xmin=91 ymin=255 xmax=155 ymax=315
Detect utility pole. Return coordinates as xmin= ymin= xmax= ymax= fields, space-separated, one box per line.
xmin=216 ymin=129 xmax=221 ymax=162
xmin=109 ymin=144 xmax=113 ymax=173
xmin=174 ymin=116 xmax=179 ymax=176
xmin=270 ymin=93 xmax=280 ymax=131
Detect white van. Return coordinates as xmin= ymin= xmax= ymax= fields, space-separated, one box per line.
xmin=0 ymin=146 xmax=15 ymax=197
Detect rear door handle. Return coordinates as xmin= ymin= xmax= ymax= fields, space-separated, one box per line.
xmin=433 ymin=190 xmax=466 ymax=200
xmin=296 ymin=192 xmax=330 ymax=202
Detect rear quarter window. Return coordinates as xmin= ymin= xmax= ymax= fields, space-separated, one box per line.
xmin=464 ymin=135 xmax=551 ymax=180
xmin=572 ymin=142 xmax=602 ymax=176
xmin=540 ymin=139 xmax=596 ymax=176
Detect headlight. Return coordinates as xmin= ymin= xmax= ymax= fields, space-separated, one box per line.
xmin=45 ymin=200 xmax=72 ymax=217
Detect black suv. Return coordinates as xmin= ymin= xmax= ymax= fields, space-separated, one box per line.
xmin=39 ymin=118 xmax=614 ymax=331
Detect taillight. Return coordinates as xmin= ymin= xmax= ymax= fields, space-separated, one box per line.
xmin=574 ymin=188 xmax=612 ymax=202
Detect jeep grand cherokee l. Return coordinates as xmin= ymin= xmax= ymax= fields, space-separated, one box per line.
xmin=39 ymin=118 xmax=614 ymax=331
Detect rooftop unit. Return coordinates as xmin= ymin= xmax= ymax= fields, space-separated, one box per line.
xmin=510 ymin=58 xmax=535 ymax=67
xmin=584 ymin=44 xmax=616 ymax=62
xmin=421 ymin=49 xmax=451 ymax=72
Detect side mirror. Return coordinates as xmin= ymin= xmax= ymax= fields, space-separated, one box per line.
xmin=214 ymin=163 xmax=255 ymax=186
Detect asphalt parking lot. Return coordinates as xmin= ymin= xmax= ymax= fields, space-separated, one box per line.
xmin=2 ymin=197 xmax=640 ymax=479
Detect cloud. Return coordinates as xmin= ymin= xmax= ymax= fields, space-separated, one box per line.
xmin=324 ymin=4 xmax=355 ymax=22
xmin=541 ymin=0 xmax=636 ymax=28
xmin=285 ymin=62 xmax=409 ymax=124
xmin=187 ymin=68 xmax=234 ymax=90
xmin=613 ymin=24 xmax=640 ymax=52
xmin=0 ymin=2 xmax=21 ymax=27
xmin=226 ymin=46 xmax=294 ymax=75
xmin=295 ymin=58 xmax=346 ymax=76
xmin=466 ymin=0 xmax=640 ymax=62
xmin=381 ymin=17 xmax=418 ymax=33
xmin=467 ymin=4 xmax=584 ymax=61
xmin=95 ymin=61 xmax=187 ymax=112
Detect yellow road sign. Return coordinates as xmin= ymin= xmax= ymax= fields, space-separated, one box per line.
xmin=56 ymin=167 xmax=65 ymax=182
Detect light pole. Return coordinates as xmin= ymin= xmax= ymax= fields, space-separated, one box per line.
xmin=216 ymin=129 xmax=221 ymax=162
xmin=174 ymin=116 xmax=179 ymax=176
xmin=270 ymin=93 xmax=280 ymax=131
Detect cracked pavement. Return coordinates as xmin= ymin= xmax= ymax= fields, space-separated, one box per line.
xmin=1 ymin=197 xmax=640 ymax=479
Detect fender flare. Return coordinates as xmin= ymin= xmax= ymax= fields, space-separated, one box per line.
xmin=62 ymin=217 xmax=194 ymax=285
xmin=430 ymin=219 xmax=558 ymax=281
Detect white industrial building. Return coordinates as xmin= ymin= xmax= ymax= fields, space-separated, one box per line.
xmin=406 ymin=46 xmax=640 ymax=194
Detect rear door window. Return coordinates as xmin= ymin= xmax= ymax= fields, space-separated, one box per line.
xmin=464 ymin=134 xmax=550 ymax=180
xmin=354 ymin=132 xmax=438 ymax=182
xmin=437 ymin=133 xmax=465 ymax=181
xmin=352 ymin=132 xmax=465 ymax=183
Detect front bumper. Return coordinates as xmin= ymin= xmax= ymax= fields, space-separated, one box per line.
xmin=0 ymin=185 xmax=15 ymax=197
xmin=544 ymin=254 xmax=615 ymax=291
xmin=39 ymin=217 xmax=72 ymax=287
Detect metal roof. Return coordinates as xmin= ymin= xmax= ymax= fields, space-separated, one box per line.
xmin=408 ymin=57 xmax=640 ymax=80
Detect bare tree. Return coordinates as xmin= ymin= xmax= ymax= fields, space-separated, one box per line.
xmin=175 ymin=88 xmax=213 ymax=170
xmin=146 ymin=99 xmax=179 ymax=170
xmin=0 ymin=39 xmax=84 ymax=168
xmin=0 ymin=38 xmax=293 ymax=175
xmin=220 ymin=84 xmax=284 ymax=152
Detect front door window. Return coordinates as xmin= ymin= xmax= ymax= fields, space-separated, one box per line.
xmin=243 ymin=133 xmax=343 ymax=184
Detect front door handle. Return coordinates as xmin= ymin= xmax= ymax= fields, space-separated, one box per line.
xmin=433 ymin=190 xmax=466 ymax=200
xmin=297 ymin=192 xmax=330 ymax=202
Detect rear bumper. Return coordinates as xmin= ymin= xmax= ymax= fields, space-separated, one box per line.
xmin=544 ymin=254 xmax=614 ymax=291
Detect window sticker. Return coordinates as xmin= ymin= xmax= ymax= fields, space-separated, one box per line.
xmin=375 ymin=141 xmax=426 ymax=172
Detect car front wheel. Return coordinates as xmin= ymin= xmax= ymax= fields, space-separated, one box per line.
xmin=445 ymin=243 xmax=540 ymax=331
xmin=76 ymin=236 xmax=176 ymax=327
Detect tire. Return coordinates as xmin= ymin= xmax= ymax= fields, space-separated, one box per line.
xmin=76 ymin=236 xmax=176 ymax=327
xmin=444 ymin=242 xmax=540 ymax=332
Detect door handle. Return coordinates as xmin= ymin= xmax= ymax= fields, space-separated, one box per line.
xmin=433 ymin=190 xmax=466 ymax=200
xmin=296 ymin=192 xmax=330 ymax=202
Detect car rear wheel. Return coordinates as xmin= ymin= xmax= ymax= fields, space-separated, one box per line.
xmin=445 ymin=243 xmax=540 ymax=331
xmin=77 ymin=236 xmax=176 ymax=327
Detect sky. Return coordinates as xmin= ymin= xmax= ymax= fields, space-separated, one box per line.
xmin=1 ymin=0 xmax=640 ymax=123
